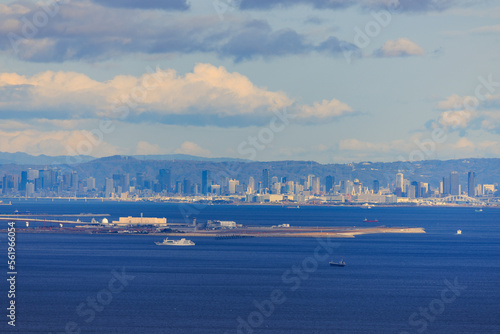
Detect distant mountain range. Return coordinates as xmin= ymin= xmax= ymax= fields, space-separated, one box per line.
xmin=0 ymin=152 xmax=247 ymax=165
xmin=0 ymin=152 xmax=95 ymax=165
xmin=0 ymin=152 xmax=498 ymax=189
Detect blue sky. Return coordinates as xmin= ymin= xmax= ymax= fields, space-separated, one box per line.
xmin=0 ymin=0 xmax=499 ymax=163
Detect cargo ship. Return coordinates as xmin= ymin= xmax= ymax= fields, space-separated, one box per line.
xmin=363 ymin=218 xmax=378 ymax=223
xmin=329 ymin=259 xmax=346 ymax=267
xmin=155 ymin=238 xmax=195 ymax=246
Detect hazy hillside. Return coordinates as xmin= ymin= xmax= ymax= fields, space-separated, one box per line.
xmin=0 ymin=153 xmax=499 ymax=189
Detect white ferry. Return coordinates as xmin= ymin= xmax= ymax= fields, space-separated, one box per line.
xmin=155 ymin=238 xmax=195 ymax=246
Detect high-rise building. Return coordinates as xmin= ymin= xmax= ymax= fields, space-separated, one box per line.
xmin=183 ymin=179 xmax=192 ymax=195
xmin=105 ymin=178 xmax=113 ymax=197
xmin=136 ymin=172 xmax=145 ymax=189
xmin=442 ymin=176 xmax=449 ymax=195
xmin=86 ymin=177 xmax=96 ymax=190
xmin=468 ymin=171 xmax=475 ymax=197
xmin=450 ymin=171 xmax=459 ymax=195
xmin=202 ymin=170 xmax=211 ymax=195
xmin=411 ymin=181 xmax=420 ymax=198
xmin=228 ymin=179 xmax=239 ymax=194
xmin=247 ymin=177 xmax=255 ymax=194
xmin=71 ymin=171 xmax=78 ymax=191
xmin=312 ymin=177 xmax=320 ymax=194
xmin=395 ymin=173 xmax=403 ymax=196
xmin=420 ymin=183 xmax=429 ymax=197
xmin=158 ymin=169 xmax=171 ymax=192
xmin=27 ymin=169 xmax=39 ymax=180
xmin=2 ymin=174 xmax=13 ymax=194
xmin=19 ymin=171 xmax=28 ymax=192
xmin=262 ymin=169 xmax=270 ymax=192
xmin=307 ymin=174 xmax=315 ymax=191
xmin=373 ymin=180 xmax=380 ymax=194
xmin=26 ymin=182 xmax=35 ymax=197
xmin=325 ymin=175 xmax=334 ymax=193
xmin=39 ymin=169 xmax=52 ymax=189
xmin=121 ymin=174 xmax=130 ymax=192
xmin=408 ymin=184 xmax=416 ymax=199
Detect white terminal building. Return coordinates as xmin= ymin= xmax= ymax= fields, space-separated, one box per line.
xmin=111 ymin=216 xmax=167 ymax=227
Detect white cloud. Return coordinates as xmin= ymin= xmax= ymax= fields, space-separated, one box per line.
xmin=374 ymin=38 xmax=425 ymax=57
xmin=0 ymin=129 xmax=120 ymax=157
xmin=438 ymin=110 xmax=477 ymax=129
xmin=435 ymin=94 xmax=478 ymax=111
xmin=433 ymin=94 xmax=500 ymax=133
xmin=175 ymin=141 xmax=211 ymax=157
xmin=0 ymin=64 xmax=354 ymax=127
xmin=299 ymin=98 xmax=354 ymax=120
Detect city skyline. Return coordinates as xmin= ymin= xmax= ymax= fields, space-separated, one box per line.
xmin=0 ymin=1 xmax=499 ymax=163
xmin=2 ymin=159 xmax=497 ymax=205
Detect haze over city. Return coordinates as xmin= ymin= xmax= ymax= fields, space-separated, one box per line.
xmin=1 ymin=0 xmax=500 ymax=163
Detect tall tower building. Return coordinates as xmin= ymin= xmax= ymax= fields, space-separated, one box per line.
xmin=450 ymin=171 xmax=459 ymax=195
xmin=411 ymin=181 xmax=420 ymax=198
xmin=105 ymin=178 xmax=113 ymax=197
xmin=395 ymin=173 xmax=403 ymax=196
xmin=121 ymin=173 xmax=130 ymax=192
xmin=19 ymin=171 xmax=28 ymax=192
xmin=312 ymin=177 xmax=320 ymax=194
xmin=158 ymin=169 xmax=171 ymax=192
xmin=262 ymin=169 xmax=270 ymax=192
xmin=468 ymin=171 xmax=475 ymax=197
xmin=71 ymin=171 xmax=78 ymax=191
xmin=373 ymin=180 xmax=380 ymax=194
xmin=442 ymin=176 xmax=450 ymax=195
xmin=183 ymin=179 xmax=192 ymax=195
xmin=247 ymin=176 xmax=255 ymax=194
xmin=202 ymin=170 xmax=211 ymax=195
xmin=307 ymin=174 xmax=315 ymax=191
xmin=136 ymin=172 xmax=145 ymax=189
xmin=325 ymin=175 xmax=334 ymax=194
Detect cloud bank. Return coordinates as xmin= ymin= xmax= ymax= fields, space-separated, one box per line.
xmin=237 ymin=0 xmax=462 ymax=12
xmin=0 ymin=1 xmax=359 ymax=63
xmin=0 ymin=63 xmax=356 ymax=127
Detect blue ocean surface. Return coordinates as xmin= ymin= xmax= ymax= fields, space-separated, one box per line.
xmin=1 ymin=200 xmax=499 ymax=333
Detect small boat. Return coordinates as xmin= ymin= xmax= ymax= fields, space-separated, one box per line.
xmin=329 ymin=259 xmax=346 ymax=267
xmin=155 ymin=238 xmax=195 ymax=246
xmin=475 ymin=208 xmax=483 ymax=213
xmin=456 ymin=230 xmax=462 ymax=235
xmin=363 ymin=218 xmax=378 ymax=223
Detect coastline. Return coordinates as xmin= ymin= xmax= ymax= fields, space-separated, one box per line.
xmin=0 ymin=196 xmax=496 ymax=208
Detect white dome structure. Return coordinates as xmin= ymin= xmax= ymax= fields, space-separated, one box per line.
xmin=101 ymin=218 xmax=109 ymax=225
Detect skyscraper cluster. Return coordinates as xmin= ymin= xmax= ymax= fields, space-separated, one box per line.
xmin=0 ymin=166 xmax=496 ymax=203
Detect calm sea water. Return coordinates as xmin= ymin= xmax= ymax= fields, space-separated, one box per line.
xmin=1 ymin=200 xmax=500 ymax=333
